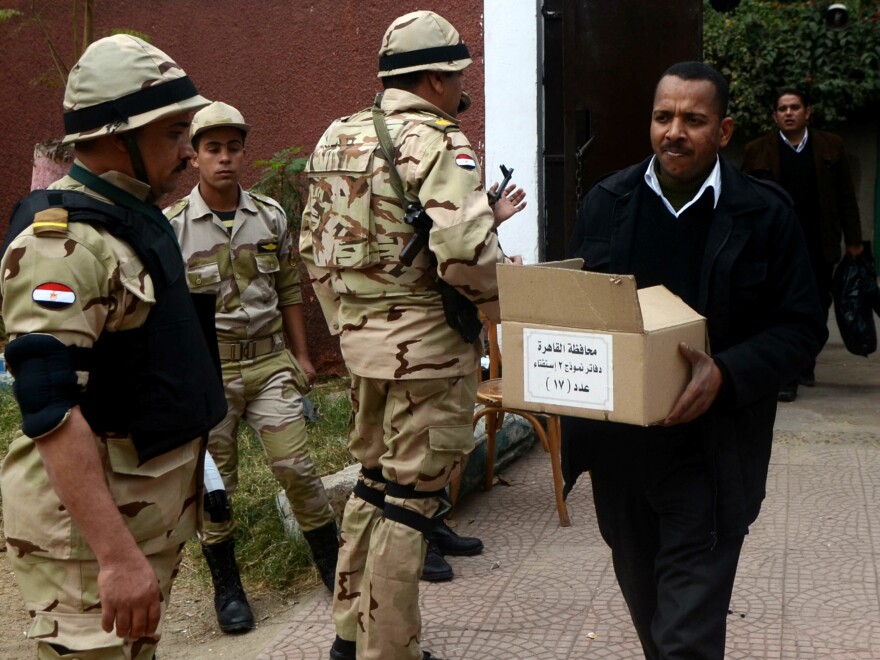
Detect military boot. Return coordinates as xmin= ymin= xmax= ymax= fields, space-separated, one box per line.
xmin=303 ymin=520 xmax=339 ymax=592
xmin=420 ymin=539 xmax=453 ymax=582
xmin=201 ymin=540 xmax=255 ymax=633
xmin=329 ymin=635 xmax=441 ymax=660
xmin=432 ymin=521 xmax=484 ymax=556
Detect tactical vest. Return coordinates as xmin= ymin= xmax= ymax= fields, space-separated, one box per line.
xmin=2 ymin=189 xmax=227 ymax=463
xmin=305 ymin=110 xmax=457 ymax=275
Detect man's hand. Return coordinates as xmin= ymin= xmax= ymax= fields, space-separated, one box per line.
xmin=846 ymin=242 xmax=864 ymax=258
xmin=663 ymin=342 xmax=722 ymax=426
xmin=488 ymin=183 xmax=526 ymax=226
xmin=99 ymin=552 xmax=161 ymax=639
xmin=297 ymin=354 xmax=318 ymax=385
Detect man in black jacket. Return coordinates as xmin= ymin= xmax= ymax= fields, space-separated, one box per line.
xmin=741 ymin=87 xmax=862 ymax=401
xmin=564 ymin=62 xmax=826 ymax=659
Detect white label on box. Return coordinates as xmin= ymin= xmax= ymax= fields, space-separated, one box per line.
xmin=522 ymin=328 xmax=613 ymax=410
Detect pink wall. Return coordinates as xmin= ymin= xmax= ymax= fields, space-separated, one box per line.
xmin=0 ymin=0 xmax=486 ymax=231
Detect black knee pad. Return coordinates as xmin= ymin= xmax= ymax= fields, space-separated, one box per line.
xmin=383 ymin=482 xmax=447 ymax=534
xmin=5 ymin=333 xmax=79 ymax=438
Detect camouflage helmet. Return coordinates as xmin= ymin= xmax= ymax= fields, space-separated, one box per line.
xmin=190 ymin=101 xmax=251 ymax=143
xmin=377 ymin=10 xmax=472 ymax=78
xmin=62 ymin=35 xmax=209 ymax=144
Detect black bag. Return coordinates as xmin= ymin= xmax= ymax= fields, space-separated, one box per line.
xmin=832 ymin=243 xmax=879 ymax=357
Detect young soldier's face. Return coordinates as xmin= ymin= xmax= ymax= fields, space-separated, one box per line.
xmin=192 ymin=127 xmax=246 ymax=193
xmin=650 ymin=76 xmax=733 ymax=186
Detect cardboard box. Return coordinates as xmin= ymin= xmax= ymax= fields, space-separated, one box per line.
xmin=497 ymin=259 xmax=707 ymax=426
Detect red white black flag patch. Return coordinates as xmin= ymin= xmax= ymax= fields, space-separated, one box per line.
xmin=32 ymin=282 xmax=76 ymax=309
xmin=455 ymin=154 xmax=477 ymax=170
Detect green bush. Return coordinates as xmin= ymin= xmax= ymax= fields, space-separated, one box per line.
xmin=249 ymin=147 xmax=309 ymax=236
xmin=704 ymin=0 xmax=880 ymax=137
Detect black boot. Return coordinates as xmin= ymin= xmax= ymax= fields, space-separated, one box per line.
xmin=303 ymin=520 xmax=339 ymax=592
xmin=201 ymin=540 xmax=255 ymax=633
xmin=420 ymin=539 xmax=453 ymax=582
xmin=431 ymin=521 xmax=483 ymax=556
xmin=329 ymin=635 xmax=440 ymax=660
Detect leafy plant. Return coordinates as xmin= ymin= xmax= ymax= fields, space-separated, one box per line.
xmin=704 ymin=0 xmax=880 ymax=137
xmin=249 ymin=147 xmax=310 ymax=235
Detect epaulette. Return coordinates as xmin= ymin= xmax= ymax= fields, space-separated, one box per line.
xmin=421 ymin=117 xmax=460 ymax=133
xmin=32 ymin=207 xmax=69 ymax=236
xmin=248 ymin=191 xmax=285 ymax=214
xmin=164 ymin=197 xmax=189 ymax=220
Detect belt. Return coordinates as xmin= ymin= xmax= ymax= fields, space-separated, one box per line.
xmin=217 ymin=333 xmax=284 ymax=361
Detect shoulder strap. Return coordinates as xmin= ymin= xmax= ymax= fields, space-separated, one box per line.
xmin=370 ymin=93 xmax=409 ymax=208
xmin=2 ymin=188 xmax=180 ymax=293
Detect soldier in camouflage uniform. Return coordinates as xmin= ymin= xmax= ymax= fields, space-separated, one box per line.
xmin=300 ymin=11 xmax=525 ymax=660
xmin=165 ymin=101 xmax=338 ymax=633
xmin=0 ymin=36 xmax=225 ymax=659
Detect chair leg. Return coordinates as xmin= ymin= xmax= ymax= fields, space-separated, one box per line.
xmin=484 ymin=410 xmax=499 ymax=490
xmin=546 ymin=416 xmax=571 ymax=527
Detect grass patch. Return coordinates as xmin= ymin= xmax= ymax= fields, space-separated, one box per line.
xmin=0 ymin=377 xmax=355 ymax=596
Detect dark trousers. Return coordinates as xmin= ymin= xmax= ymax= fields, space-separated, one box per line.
xmin=590 ymin=431 xmax=744 ymax=660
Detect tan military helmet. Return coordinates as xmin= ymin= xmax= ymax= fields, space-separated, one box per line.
xmin=190 ymin=101 xmax=251 ymax=143
xmin=377 ymin=10 xmax=472 ymax=78
xmin=62 ymin=34 xmax=209 ymax=144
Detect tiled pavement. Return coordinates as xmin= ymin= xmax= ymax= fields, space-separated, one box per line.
xmin=259 ymin=327 xmax=880 ymax=659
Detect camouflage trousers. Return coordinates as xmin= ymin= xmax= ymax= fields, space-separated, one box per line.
xmin=200 ymin=349 xmax=334 ymax=544
xmin=2 ymin=430 xmax=200 ymax=659
xmin=334 ymin=372 xmax=478 ymax=660
xmin=8 ymin=543 xmax=184 ymax=659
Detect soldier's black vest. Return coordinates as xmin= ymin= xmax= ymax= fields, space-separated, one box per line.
xmin=2 ymin=189 xmax=227 ymax=463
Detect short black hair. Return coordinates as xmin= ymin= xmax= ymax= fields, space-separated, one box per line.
xmin=773 ymin=86 xmax=810 ymax=110
xmin=381 ymin=70 xmax=427 ymax=91
xmin=657 ymin=61 xmax=730 ymax=118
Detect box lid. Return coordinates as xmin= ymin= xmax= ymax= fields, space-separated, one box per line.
xmin=637 ymin=285 xmax=706 ymax=331
xmin=498 ymin=260 xmax=645 ymax=332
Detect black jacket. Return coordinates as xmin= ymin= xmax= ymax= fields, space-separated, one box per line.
xmin=741 ymin=129 xmax=862 ymax=265
xmin=564 ymin=157 xmax=827 ymax=535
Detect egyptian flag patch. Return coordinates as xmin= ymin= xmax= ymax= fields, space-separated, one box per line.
xmin=455 ymin=154 xmax=477 ymax=170
xmin=32 ymin=282 xmax=76 ymax=309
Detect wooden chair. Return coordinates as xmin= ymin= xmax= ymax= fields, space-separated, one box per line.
xmin=468 ymin=320 xmax=571 ymax=527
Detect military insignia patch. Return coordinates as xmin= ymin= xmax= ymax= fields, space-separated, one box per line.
xmin=455 ymin=154 xmax=477 ymax=170
xmin=32 ymin=282 xmax=76 ymax=309
xmin=258 ymin=242 xmax=278 ymax=253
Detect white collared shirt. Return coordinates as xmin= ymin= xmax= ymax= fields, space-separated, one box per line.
xmin=644 ymin=156 xmax=722 ymax=218
xmin=780 ymin=127 xmax=809 ymax=153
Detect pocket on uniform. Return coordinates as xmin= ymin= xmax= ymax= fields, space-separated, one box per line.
xmin=186 ymin=262 xmax=222 ymax=290
xmin=305 ymin=136 xmax=382 ymax=269
xmin=416 ymin=424 xmax=476 ymax=491
xmin=254 ymin=253 xmax=281 ymax=274
xmin=106 ymin=436 xmax=199 ymax=477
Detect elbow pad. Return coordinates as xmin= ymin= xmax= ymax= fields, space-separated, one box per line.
xmin=5 ymin=334 xmax=79 ymax=438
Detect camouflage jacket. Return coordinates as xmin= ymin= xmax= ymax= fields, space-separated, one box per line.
xmin=0 ymin=162 xmax=199 ymax=560
xmin=164 ymin=184 xmax=300 ymax=342
xmin=300 ymin=88 xmax=508 ymax=379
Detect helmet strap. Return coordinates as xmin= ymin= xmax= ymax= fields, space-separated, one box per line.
xmin=122 ymin=131 xmax=153 ymax=202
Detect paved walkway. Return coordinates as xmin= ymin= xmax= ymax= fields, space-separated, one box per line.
xmin=259 ymin=325 xmax=880 ymax=659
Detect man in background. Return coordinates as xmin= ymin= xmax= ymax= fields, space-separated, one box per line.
xmin=165 ymin=101 xmax=338 ymax=634
xmin=741 ymin=86 xmax=862 ymax=401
